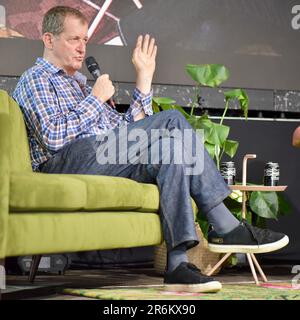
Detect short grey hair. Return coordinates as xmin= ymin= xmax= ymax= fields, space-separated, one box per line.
xmin=42 ymin=6 xmax=88 ymax=35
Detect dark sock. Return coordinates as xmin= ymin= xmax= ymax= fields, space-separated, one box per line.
xmin=167 ymin=243 xmax=188 ymax=272
xmin=205 ymin=202 xmax=240 ymax=235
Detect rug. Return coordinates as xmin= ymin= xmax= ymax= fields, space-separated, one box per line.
xmin=63 ymin=282 xmax=300 ymax=300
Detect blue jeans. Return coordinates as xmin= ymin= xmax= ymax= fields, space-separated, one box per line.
xmin=40 ymin=110 xmax=231 ymax=250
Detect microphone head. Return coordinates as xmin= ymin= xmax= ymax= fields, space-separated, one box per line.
xmin=85 ymin=56 xmax=101 ymax=76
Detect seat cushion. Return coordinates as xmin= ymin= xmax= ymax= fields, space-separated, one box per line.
xmin=10 ymin=172 xmax=87 ymax=212
xmin=69 ymin=174 xmax=159 ymax=211
xmin=6 ymin=211 xmax=162 ymax=256
xmin=140 ymin=183 xmax=160 ymax=212
xmin=10 ymin=172 xmax=160 ymax=212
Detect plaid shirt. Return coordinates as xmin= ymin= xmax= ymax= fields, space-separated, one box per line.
xmin=13 ymin=58 xmax=153 ymax=171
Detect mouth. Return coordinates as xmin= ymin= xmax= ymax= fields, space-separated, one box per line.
xmin=75 ymin=57 xmax=84 ymax=62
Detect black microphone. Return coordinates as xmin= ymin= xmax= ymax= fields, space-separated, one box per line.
xmin=85 ymin=56 xmax=115 ymax=108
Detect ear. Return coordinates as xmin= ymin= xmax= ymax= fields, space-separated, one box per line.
xmin=42 ymin=32 xmax=55 ymax=50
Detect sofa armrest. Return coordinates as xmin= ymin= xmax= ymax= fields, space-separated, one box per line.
xmin=0 ymin=92 xmax=10 ymax=258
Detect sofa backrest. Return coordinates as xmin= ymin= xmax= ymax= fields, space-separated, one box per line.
xmin=0 ymin=91 xmax=10 ymax=258
xmin=0 ymin=90 xmax=32 ymax=172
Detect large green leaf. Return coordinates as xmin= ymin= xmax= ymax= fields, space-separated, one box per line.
xmin=152 ymin=101 xmax=160 ymax=113
xmin=204 ymin=142 xmax=215 ymax=159
xmin=224 ymin=89 xmax=249 ymax=119
xmin=223 ymin=139 xmax=239 ymax=158
xmin=186 ymin=115 xmax=202 ymax=129
xmin=186 ymin=116 xmax=214 ymax=143
xmin=152 ymin=97 xmax=176 ymax=105
xmin=152 ymin=97 xmax=192 ymax=120
xmin=198 ymin=118 xmax=213 ymax=137
xmin=185 ymin=64 xmax=229 ymax=87
xmin=206 ymin=123 xmax=230 ymax=146
xmin=160 ymin=104 xmax=176 ymax=111
xmin=249 ymin=191 xmax=279 ymax=219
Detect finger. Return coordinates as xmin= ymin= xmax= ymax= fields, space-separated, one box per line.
xmin=147 ymin=37 xmax=155 ymax=56
xmin=132 ymin=46 xmax=141 ymax=63
xmin=150 ymin=45 xmax=157 ymax=60
xmin=142 ymin=34 xmax=150 ymax=53
xmin=135 ymin=34 xmax=143 ymax=49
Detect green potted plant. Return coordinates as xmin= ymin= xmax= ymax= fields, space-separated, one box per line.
xmin=153 ymin=64 xmax=248 ymax=170
xmin=153 ymin=64 xmax=291 ymax=242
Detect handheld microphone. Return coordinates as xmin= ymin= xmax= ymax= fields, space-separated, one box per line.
xmin=85 ymin=56 xmax=115 ymax=108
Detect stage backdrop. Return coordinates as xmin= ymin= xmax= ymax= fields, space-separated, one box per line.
xmin=0 ymin=0 xmax=300 ymax=90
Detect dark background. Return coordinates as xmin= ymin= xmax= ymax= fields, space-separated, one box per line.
xmin=223 ymin=118 xmax=300 ymax=262
xmin=1 ymin=0 xmax=300 ymax=90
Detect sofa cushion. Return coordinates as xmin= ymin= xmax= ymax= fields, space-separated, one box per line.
xmin=10 ymin=172 xmax=160 ymax=212
xmin=6 ymin=211 xmax=162 ymax=256
xmin=70 ymin=174 xmax=158 ymax=211
xmin=140 ymin=183 xmax=160 ymax=212
xmin=10 ymin=172 xmax=87 ymax=212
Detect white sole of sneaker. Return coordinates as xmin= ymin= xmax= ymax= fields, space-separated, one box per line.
xmin=208 ymin=235 xmax=289 ymax=253
xmin=163 ymin=281 xmax=222 ymax=293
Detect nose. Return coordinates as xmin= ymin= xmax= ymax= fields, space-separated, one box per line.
xmin=77 ymin=40 xmax=86 ymax=54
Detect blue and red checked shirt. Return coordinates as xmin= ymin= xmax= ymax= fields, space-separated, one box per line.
xmin=13 ymin=57 xmax=153 ymax=171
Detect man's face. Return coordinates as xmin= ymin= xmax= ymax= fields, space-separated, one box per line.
xmin=51 ymin=15 xmax=88 ymax=75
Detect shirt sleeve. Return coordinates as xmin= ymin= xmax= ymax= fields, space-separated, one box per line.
xmin=13 ymin=72 xmax=106 ymax=152
xmin=124 ymin=87 xmax=153 ymax=123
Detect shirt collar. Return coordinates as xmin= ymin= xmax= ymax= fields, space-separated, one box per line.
xmin=35 ymin=57 xmax=87 ymax=85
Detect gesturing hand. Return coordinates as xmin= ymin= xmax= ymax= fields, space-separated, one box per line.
xmin=132 ymin=34 xmax=157 ymax=94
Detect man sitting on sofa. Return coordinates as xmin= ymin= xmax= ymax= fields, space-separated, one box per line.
xmin=13 ymin=6 xmax=289 ymax=293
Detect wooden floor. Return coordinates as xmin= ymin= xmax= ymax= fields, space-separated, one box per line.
xmin=2 ymin=263 xmax=296 ymax=300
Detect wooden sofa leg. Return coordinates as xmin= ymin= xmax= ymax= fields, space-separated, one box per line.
xmin=29 ymin=255 xmax=42 ymax=283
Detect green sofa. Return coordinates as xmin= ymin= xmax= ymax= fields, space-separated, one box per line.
xmin=0 ymin=89 xmax=197 ymax=279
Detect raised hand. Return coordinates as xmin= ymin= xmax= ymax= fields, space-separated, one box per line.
xmin=132 ymin=34 xmax=157 ymax=94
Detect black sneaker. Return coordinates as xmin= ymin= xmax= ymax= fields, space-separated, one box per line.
xmin=163 ymin=262 xmax=222 ymax=293
xmin=208 ymin=219 xmax=289 ymax=253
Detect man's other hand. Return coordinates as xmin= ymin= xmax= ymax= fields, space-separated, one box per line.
xmin=132 ymin=34 xmax=157 ymax=95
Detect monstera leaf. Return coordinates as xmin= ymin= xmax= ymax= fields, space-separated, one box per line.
xmin=185 ymin=64 xmax=229 ymax=87
xmin=249 ymin=191 xmax=278 ymax=219
xmin=223 ymin=139 xmax=239 ymax=158
xmin=152 ymin=97 xmax=176 ymax=105
xmin=206 ymin=123 xmax=230 ymax=146
xmin=224 ymin=89 xmax=249 ymax=119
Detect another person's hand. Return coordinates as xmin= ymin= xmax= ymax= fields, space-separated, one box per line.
xmin=92 ymin=74 xmax=115 ymax=103
xmin=132 ymin=34 xmax=157 ymax=94
xmin=292 ymin=126 xmax=300 ymax=147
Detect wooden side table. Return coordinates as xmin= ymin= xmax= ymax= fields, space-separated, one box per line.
xmin=207 ymin=154 xmax=287 ymax=285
